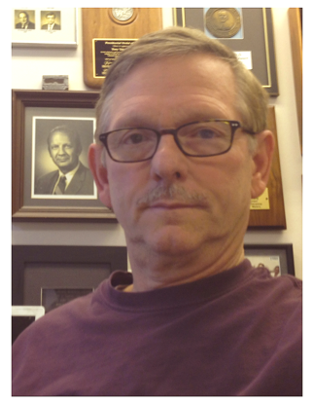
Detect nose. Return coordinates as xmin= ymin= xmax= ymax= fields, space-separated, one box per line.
xmin=58 ymin=145 xmax=67 ymax=155
xmin=150 ymin=133 xmax=188 ymax=182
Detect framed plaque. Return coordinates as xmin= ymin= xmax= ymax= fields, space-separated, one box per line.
xmin=12 ymin=245 xmax=128 ymax=306
xmin=82 ymin=8 xmax=163 ymax=88
xmin=248 ymin=106 xmax=286 ymax=229
xmin=174 ymin=8 xmax=278 ymax=95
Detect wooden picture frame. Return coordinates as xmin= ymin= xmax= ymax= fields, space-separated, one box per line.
xmin=12 ymin=245 xmax=128 ymax=306
xmin=174 ymin=8 xmax=278 ymax=95
xmin=244 ymin=244 xmax=295 ymax=276
xmin=12 ymin=89 xmax=116 ymax=222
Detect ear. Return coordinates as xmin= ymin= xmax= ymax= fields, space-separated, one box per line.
xmin=250 ymin=130 xmax=275 ymax=198
xmin=88 ymin=143 xmax=113 ymax=209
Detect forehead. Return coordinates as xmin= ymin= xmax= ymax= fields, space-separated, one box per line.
xmin=50 ymin=132 xmax=73 ymax=143
xmin=108 ymin=54 xmax=237 ymax=129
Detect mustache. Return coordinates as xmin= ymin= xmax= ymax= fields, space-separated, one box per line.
xmin=137 ymin=184 xmax=208 ymax=207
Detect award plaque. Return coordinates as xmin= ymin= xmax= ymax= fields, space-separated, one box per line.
xmin=174 ymin=8 xmax=278 ymax=95
xmin=82 ymin=8 xmax=163 ymax=88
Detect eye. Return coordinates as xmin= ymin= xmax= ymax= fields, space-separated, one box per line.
xmin=124 ymin=133 xmax=145 ymax=144
xmin=196 ymin=128 xmax=218 ymax=139
xmin=120 ymin=129 xmax=155 ymax=145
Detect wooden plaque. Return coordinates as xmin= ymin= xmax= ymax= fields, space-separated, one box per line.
xmin=248 ymin=106 xmax=286 ymax=229
xmin=82 ymin=8 xmax=163 ymax=88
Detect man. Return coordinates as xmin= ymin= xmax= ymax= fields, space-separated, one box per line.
xmin=35 ymin=125 xmax=94 ymax=195
xmin=15 ymin=11 xmax=35 ymax=30
xmin=41 ymin=12 xmax=61 ymax=30
xmin=13 ymin=27 xmax=301 ymax=396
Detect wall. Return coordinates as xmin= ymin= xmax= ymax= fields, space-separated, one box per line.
xmin=11 ymin=8 xmax=302 ymax=279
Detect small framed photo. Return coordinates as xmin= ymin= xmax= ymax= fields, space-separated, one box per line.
xmin=12 ymin=90 xmax=115 ymax=222
xmin=12 ymin=8 xmax=78 ymax=48
xmin=244 ymin=244 xmax=295 ymax=277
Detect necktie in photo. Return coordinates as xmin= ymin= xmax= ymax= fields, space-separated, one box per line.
xmin=57 ymin=175 xmax=67 ymax=194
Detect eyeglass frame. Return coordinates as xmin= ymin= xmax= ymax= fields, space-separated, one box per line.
xmin=98 ymin=119 xmax=256 ymax=163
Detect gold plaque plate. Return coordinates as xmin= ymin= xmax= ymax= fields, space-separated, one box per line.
xmin=82 ymin=8 xmax=163 ymax=88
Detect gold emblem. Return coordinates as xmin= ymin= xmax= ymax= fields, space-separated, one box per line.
xmin=109 ymin=8 xmax=138 ymax=25
xmin=205 ymin=8 xmax=241 ymax=38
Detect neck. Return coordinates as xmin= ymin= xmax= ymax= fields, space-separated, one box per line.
xmin=127 ymin=239 xmax=245 ymax=292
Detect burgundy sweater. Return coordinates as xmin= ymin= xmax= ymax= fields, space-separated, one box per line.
xmin=12 ymin=260 xmax=302 ymax=396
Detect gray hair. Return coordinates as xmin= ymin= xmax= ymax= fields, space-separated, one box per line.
xmin=95 ymin=26 xmax=269 ymax=152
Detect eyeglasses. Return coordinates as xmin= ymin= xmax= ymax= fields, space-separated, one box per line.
xmin=98 ymin=119 xmax=255 ymax=163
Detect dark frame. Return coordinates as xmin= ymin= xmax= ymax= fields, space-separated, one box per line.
xmin=244 ymin=244 xmax=295 ymax=276
xmin=12 ymin=89 xmax=116 ymax=222
xmin=174 ymin=7 xmax=278 ymax=95
xmin=12 ymin=245 xmax=128 ymax=306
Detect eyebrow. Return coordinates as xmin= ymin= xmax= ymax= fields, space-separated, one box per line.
xmin=110 ymin=110 xmax=230 ymax=131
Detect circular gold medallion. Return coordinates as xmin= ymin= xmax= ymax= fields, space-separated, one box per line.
xmin=109 ymin=8 xmax=137 ymax=25
xmin=205 ymin=8 xmax=241 ymax=38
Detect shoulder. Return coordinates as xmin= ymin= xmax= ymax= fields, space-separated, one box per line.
xmin=75 ymin=163 xmax=93 ymax=181
xmin=36 ymin=170 xmax=59 ymax=186
xmin=13 ymin=291 xmax=96 ymax=358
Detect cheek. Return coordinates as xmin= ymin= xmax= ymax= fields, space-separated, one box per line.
xmin=199 ymin=150 xmax=253 ymax=203
xmin=107 ymin=166 xmax=138 ymax=209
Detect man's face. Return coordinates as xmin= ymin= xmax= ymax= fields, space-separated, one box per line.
xmin=98 ymin=55 xmax=258 ymax=257
xmin=48 ymin=132 xmax=80 ymax=173
xmin=46 ymin=15 xmax=55 ymax=24
xmin=19 ymin=13 xmax=28 ymax=25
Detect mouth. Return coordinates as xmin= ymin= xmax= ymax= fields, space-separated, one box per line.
xmin=149 ymin=200 xmax=199 ymax=210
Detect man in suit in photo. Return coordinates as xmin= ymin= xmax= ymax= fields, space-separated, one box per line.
xmin=35 ymin=125 xmax=94 ymax=195
xmin=15 ymin=11 xmax=35 ymax=30
xmin=41 ymin=12 xmax=61 ymax=30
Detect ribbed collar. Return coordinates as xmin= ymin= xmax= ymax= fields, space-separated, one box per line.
xmin=97 ymin=259 xmax=254 ymax=312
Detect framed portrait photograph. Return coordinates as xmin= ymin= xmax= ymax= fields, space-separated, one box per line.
xmin=32 ymin=117 xmax=96 ymax=200
xmin=12 ymin=8 xmax=78 ymax=48
xmin=12 ymin=89 xmax=115 ymax=222
xmin=244 ymin=244 xmax=295 ymax=277
xmin=12 ymin=245 xmax=128 ymax=308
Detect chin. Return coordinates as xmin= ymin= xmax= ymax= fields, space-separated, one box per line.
xmin=146 ymin=228 xmax=203 ymax=256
